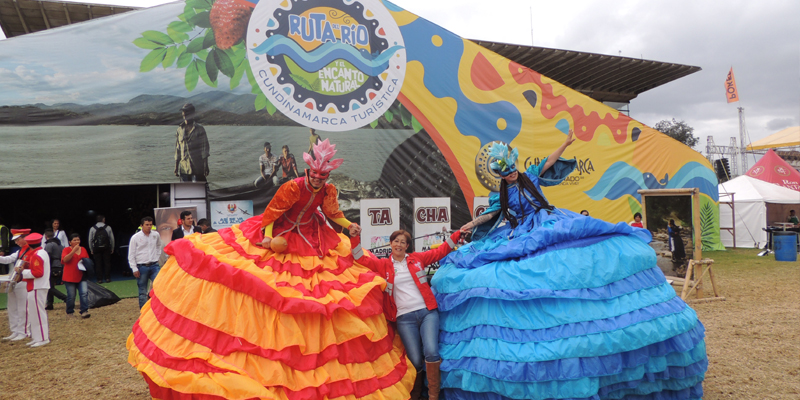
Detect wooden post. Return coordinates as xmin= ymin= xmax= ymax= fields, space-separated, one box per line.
xmin=680 ymin=260 xmax=694 ymax=299
xmin=692 ymin=188 xmax=702 ymax=260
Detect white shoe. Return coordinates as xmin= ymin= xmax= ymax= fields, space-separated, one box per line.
xmin=10 ymin=334 xmax=28 ymax=341
xmin=30 ymin=340 xmax=50 ymax=348
xmin=2 ymin=334 xmax=16 ymax=340
xmin=26 ymin=340 xmax=38 ymax=346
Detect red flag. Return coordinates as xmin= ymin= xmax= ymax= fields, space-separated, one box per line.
xmin=725 ymin=67 xmax=739 ymax=103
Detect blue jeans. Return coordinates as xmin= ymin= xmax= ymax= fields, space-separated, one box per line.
xmin=64 ymin=281 xmax=89 ymax=315
xmin=396 ymin=308 xmax=441 ymax=372
xmin=136 ymin=263 xmax=160 ymax=309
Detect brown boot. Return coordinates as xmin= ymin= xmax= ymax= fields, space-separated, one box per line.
xmin=426 ymin=360 xmax=442 ymax=400
xmin=409 ymin=371 xmax=424 ymax=400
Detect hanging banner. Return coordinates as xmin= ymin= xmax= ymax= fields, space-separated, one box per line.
xmin=413 ymin=197 xmax=451 ymax=252
xmin=359 ymin=198 xmax=399 ymax=258
xmin=154 ymin=206 xmax=197 ymax=244
xmin=725 ymin=67 xmax=739 ymax=103
xmin=210 ymin=200 xmax=254 ymax=229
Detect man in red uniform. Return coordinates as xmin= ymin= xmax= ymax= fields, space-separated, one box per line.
xmin=0 ymin=229 xmax=32 ymax=341
xmin=15 ymin=232 xmax=51 ymax=347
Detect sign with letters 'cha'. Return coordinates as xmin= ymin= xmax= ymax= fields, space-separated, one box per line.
xmin=413 ymin=197 xmax=451 ymax=252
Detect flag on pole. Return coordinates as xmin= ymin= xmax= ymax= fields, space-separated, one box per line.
xmin=725 ymin=67 xmax=739 ymax=103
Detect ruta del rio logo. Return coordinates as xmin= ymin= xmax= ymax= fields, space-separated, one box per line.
xmin=248 ymin=0 xmax=406 ymax=131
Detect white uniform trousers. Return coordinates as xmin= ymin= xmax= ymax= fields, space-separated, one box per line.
xmin=26 ymin=289 xmax=49 ymax=343
xmin=7 ymin=283 xmax=29 ymax=337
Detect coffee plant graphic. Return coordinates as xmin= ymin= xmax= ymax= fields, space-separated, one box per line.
xmin=133 ymin=0 xmax=422 ymax=130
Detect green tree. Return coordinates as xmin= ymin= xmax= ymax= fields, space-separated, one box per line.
xmin=654 ymin=118 xmax=699 ymax=148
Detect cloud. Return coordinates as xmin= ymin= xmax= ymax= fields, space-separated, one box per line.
xmin=766 ymin=118 xmax=797 ymax=131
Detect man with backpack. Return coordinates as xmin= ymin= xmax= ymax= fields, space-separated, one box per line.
xmin=88 ymin=215 xmax=115 ymax=283
xmin=43 ymin=229 xmax=67 ymax=310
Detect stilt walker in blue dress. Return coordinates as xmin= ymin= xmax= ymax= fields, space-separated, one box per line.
xmin=431 ymin=132 xmax=708 ymax=400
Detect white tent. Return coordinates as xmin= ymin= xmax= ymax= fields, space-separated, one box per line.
xmin=718 ymin=175 xmax=800 ymax=248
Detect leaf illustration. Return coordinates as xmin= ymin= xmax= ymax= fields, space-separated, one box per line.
xmin=133 ymin=37 xmax=162 ymax=50
xmin=162 ymin=46 xmax=178 ymax=68
xmin=142 ymin=30 xmax=173 ymax=46
xmin=197 ymin=59 xmax=217 ymax=87
xmin=291 ymin=73 xmax=313 ymax=90
xmin=186 ymin=36 xmax=206 ymax=53
xmin=196 ymin=49 xmax=209 ymax=61
xmin=370 ymin=120 xmax=379 ymax=128
xmin=230 ymin=65 xmax=245 ymax=89
xmin=214 ymin=48 xmax=235 ymax=78
xmin=140 ymin=48 xmax=167 ymax=72
xmin=383 ymin=110 xmax=394 ymax=123
xmin=400 ymin=104 xmax=412 ymax=127
xmin=189 ymin=11 xmax=211 ymax=29
xmin=168 ymin=21 xmax=193 ymax=33
xmin=167 ymin=27 xmax=189 ymax=43
xmin=411 ymin=116 xmax=423 ymax=133
xmin=700 ymin=201 xmax=716 ymax=250
xmin=255 ymin=93 xmax=268 ymax=111
xmin=206 ymin=49 xmax=219 ymax=82
xmin=265 ymin=99 xmax=277 ymax=115
xmin=185 ymin=60 xmax=199 ymax=91
xmin=203 ymin=29 xmax=216 ymax=49
xmin=176 ymin=45 xmax=192 ymax=68
xmin=246 ymin=64 xmax=258 ymax=88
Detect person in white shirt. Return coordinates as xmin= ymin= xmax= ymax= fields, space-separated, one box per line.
xmin=128 ymin=217 xmax=163 ymax=309
xmin=1 ymin=229 xmax=33 ymax=342
xmin=41 ymin=219 xmax=68 ymax=248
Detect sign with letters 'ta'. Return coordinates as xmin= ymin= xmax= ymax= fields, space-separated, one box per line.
xmin=360 ymin=198 xmax=399 ymax=258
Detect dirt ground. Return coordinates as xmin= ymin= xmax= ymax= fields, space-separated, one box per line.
xmin=0 ymin=248 xmax=797 ymax=399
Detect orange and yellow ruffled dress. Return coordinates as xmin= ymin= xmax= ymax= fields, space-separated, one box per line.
xmin=127 ymin=177 xmax=415 ymax=400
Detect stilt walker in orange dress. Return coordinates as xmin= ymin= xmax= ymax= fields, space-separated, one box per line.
xmin=127 ymin=139 xmax=416 ymax=400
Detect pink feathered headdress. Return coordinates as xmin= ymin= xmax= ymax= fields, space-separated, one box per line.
xmin=303 ymin=138 xmax=344 ymax=178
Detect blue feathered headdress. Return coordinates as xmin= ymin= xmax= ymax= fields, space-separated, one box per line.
xmin=489 ymin=142 xmax=518 ymax=177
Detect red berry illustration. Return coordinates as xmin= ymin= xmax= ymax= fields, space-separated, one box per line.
xmin=210 ymin=0 xmax=253 ymax=50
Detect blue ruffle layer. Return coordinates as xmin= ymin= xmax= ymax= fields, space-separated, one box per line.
xmin=442 ymin=363 xmax=705 ymax=400
xmin=436 ymin=266 xmax=669 ymax=312
xmin=434 ymin=235 xmax=656 ymax=296
xmin=443 ymin=382 xmax=703 ymax=400
xmin=440 ymin=284 xmax=681 ymax=332
xmin=440 ymin=212 xmax=652 ymax=271
xmin=441 ymin=333 xmax=706 ymax=383
xmin=440 ymin=297 xmax=687 ymax=345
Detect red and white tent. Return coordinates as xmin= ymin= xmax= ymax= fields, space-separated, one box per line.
xmin=746 ymin=149 xmax=800 ymax=191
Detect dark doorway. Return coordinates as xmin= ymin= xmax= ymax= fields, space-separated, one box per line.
xmin=0 ymin=184 xmax=171 ymax=277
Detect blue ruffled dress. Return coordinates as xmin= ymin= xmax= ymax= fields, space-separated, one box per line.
xmin=431 ymin=160 xmax=707 ymax=400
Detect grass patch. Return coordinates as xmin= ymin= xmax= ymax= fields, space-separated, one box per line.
xmin=0 ymin=278 xmax=139 ymax=310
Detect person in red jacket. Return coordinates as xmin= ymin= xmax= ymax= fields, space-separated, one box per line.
xmin=351 ymin=229 xmax=461 ymax=400
xmin=61 ymin=233 xmax=91 ymax=318
xmin=15 ymin=232 xmax=50 ymax=347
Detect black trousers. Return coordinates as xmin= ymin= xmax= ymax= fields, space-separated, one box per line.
xmin=47 ymin=267 xmax=67 ymax=306
xmin=93 ymin=248 xmax=112 ymax=281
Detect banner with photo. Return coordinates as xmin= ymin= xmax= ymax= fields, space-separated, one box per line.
xmin=359 ymin=198 xmax=399 ymax=258
xmin=154 ymin=206 xmax=197 ymax=244
xmin=413 ymin=197 xmax=451 ymax=252
xmin=210 ymin=200 xmax=255 ymax=229
xmin=0 ymin=0 xmax=722 ymax=249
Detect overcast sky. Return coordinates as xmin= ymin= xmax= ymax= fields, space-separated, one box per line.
xmin=2 ymin=0 xmax=798 ymax=158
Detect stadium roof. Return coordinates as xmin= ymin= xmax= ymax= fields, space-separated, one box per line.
xmin=0 ymin=0 xmax=137 ymax=38
xmin=0 ymin=2 xmax=701 ymax=104
xmin=472 ymin=40 xmax=702 ymax=103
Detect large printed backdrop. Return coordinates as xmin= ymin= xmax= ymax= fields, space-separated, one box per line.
xmin=0 ymin=0 xmax=722 ymax=249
